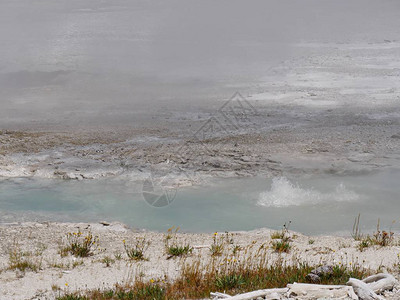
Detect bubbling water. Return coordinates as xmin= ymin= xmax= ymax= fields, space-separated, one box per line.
xmin=258 ymin=177 xmax=359 ymax=207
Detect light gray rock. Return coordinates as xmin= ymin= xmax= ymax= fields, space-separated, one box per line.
xmin=306 ymin=273 xmax=321 ymax=283
xmin=311 ymin=265 xmax=334 ymax=277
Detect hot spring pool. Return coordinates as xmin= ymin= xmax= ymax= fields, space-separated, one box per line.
xmin=0 ymin=168 xmax=399 ymax=235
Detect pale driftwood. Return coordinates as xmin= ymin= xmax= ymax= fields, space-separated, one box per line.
xmin=210 ymin=291 xmax=231 ymax=299
xmin=362 ymin=273 xmax=397 ymax=293
xmin=287 ymin=283 xmax=358 ymax=299
xmin=211 ymin=288 xmax=288 ymax=300
xmin=211 ymin=273 xmax=397 ymax=300
xmin=264 ymin=292 xmax=282 ymax=300
xmin=347 ymin=278 xmax=384 ymax=300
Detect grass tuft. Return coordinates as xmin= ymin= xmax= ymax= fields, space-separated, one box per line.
xmin=123 ymin=237 xmax=150 ymax=261
xmin=101 ymin=256 xmax=115 ymax=267
xmin=271 ymin=222 xmax=291 ymax=253
xmin=215 ymin=274 xmax=245 ymax=290
xmin=358 ymin=238 xmax=371 ymax=252
xmin=61 ymin=230 xmax=99 ymax=258
xmin=271 ymin=240 xmax=291 ymax=253
xmin=164 ymin=227 xmax=192 ymax=258
xmin=355 ymin=218 xmax=395 ymax=251
xmin=8 ymin=244 xmax=42 ymax=273
xmin=210 ymin=232 xmax=224 ymax=256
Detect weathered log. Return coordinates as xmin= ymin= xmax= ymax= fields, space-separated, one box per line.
xmin=347 ymin=278 xmax=384 ymax=300
xmin=264 ymin=292 xmax=281 ymax=300
xmin=287 ymin=283 xmax=358 ymax=299
xmin=210 ymin=288 xmax=288 ymax=300
xmin=362 ymin=273 xmax=397 ymax=293
xmin=211 ymin=273 xmax=397 ymax=300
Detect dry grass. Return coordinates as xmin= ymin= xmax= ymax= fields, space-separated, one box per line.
xmin=8 ymin=243 xmax=42 ymax=273
xmin=56 ymin=242 xmax=372 ymax=300
xmin=356 ymin=218 xmax=395 ymax=251
xmin=352 ymin=213 xmax=363 ymax=241
xmin=57 ymin=262 xmax=371 ymax=299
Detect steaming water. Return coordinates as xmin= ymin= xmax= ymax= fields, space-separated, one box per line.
xmin=258 ymin=177 xmax=359 ymax=208
xmin=0 ymin=168 xmax=399 ymax=235
xmin=1 ymin=0 xmax=400 ymax=128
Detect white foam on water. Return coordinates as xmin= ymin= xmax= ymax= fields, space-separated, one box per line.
xmin=257 ymin=177 xmax=359 ymax=208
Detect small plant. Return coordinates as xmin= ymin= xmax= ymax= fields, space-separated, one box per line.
xmin=358 ymin=238 xmax=371 ymax=252
xmin=8 ymin=244 xmax=42 ymax=273
xmin=270 ymin=231 xmax=284 ymax=239
xmin=215 ymin=274 xmax=245 ymax=290
xmin=371 ymin=219 xmax=394 ymax=246
xmin=270 ymin=222 xmax=291 ymax=253
xmin=51 ymin=284 xmax=61 ymax=292
xmin=232 ymin=245 xmax=242 ymax=256
xmin=59 ymin=246 xmax=69 ymax=258
xmin=114 ymin=251 xmax=122 ymax=261
xmin=353 ymin=219 xmax=394 ymax=250
xmin=62 ymin=230 xmax=99 ymax=258
xmin=395 ymin=253 xmax=400 ymax=272
xmin=72 ymin=260 xmax=84 ymax=268
xmin=272 ymin=240 xmax=291 ymax=253
xmin=224 ymin=231 xmax=235 ymax=244
xmin=102 ymin=256 xmax=115 ymax=267
xmin=167 ymin=245 xmax=192 ymax=257
xmin=48 ymin=260 xmax=70 ymax=269
xmin=210 ymin=232 xmax=224 ymax=256
xmin=271 ymin=221 xmax=291 ymax=240
xmin=123 ymin=237 xmax=150 ymax=261
xmin=164 ymin=227 xmax=192 ymax=258
xmin=308 ymin=239 xmax=315 ymax=245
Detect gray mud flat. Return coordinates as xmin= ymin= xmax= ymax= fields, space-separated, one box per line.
xmin=0 ymin=103 xmax=399 ymax=183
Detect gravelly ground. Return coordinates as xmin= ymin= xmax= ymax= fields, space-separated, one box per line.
xmin=1 ymin=222 xmax=400 ymax=299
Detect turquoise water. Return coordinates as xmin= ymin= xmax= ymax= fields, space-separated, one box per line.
xmin=0 ymin=168 xmax=399 ymax=235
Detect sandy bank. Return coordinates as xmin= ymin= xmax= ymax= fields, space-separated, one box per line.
xmin=0 ymin=222 xmax=400 ymax=299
